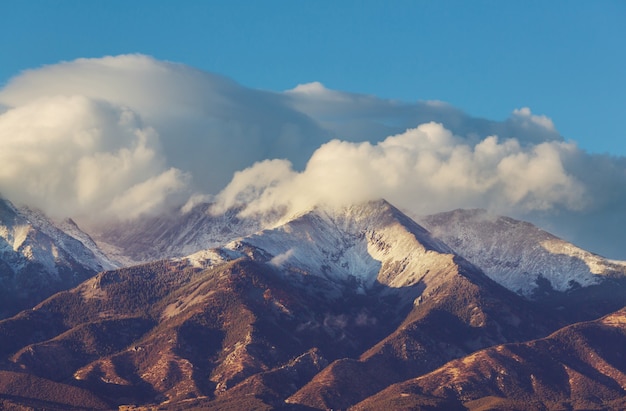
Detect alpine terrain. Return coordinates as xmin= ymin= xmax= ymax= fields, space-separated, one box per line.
xmin=0 ymin=199 xmax=625 ymax=410
xmin=0 ymin=198 xmax=116 ymax=319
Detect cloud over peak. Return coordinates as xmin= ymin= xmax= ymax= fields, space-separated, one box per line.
xmin=0 ymin=55 xmax=624 ymax=258
xmin=0 ymin=55 xmax=329 ymax=222
xmin=213 ymin=122 xmax=586 ymax=220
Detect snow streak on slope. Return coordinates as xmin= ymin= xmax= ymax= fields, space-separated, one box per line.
xmin=421 ymin=209 xmax=626 ymax=297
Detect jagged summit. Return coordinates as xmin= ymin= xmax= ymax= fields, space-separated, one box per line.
xmin=4 ymin=193 xmax=625 ymax=309
xmin=179 ymin=200 xmax=626 ymax=299
xmin=421 ymin=208 xmax=626 ymax=297
xmin=183 ymin=200 xmax=466 ymax=291
xmin=0 ymin=197 xmax=116 ymax=318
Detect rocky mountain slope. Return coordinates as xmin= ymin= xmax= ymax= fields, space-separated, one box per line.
xmin=354 ymin=307 xmax=626 ymax=410
xmin=421 ymin=208 xmax=626 ymax=298
xmin=0 ymin=198 xmax=116 ymax=318
xmin=1 ymin=200 xmax=625 ymax=410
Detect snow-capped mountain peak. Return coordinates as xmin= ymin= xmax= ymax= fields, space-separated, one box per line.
xmin=0 ymin=197 xmax=117 ymax=317
xmin=420 ymin=208 xmax=626 ymax=297
xmin=201 ymin=200 xmax=462 ymax=291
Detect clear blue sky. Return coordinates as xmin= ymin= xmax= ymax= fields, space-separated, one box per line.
xmin=2 ymin=0 xmax=625 ymax=154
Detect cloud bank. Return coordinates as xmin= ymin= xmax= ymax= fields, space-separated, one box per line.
xmin=0 ymin=95 xmax=188 ymax=221
xmin=213 ymin=122 xmax=586 ymax=217
xmin=285 ymin=81 xmax=563 ymax=146
xmin=0 ymin=55 xmax=625 ymax=258
xmin=0 ymin=55 xmax=329 ymax=193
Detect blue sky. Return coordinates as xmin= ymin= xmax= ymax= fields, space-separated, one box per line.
xmin=2 ymin=0 xmax=625 ymax=154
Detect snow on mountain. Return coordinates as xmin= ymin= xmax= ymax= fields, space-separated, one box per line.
xmin=38 ymin=193 xmax=625 ymax=302
xmin=0 ymin=198 xmax=115 ymax=274
xmin=18 ymin=208 xmax=116 ymax=272
xmin=0 ymin=197 xmax=116 ymax=317
xmin=420 ymin=209 xmax=626 ymax=297
xmin=189 ymin=200 xmax=465 ymax=292
xmin=90 ymin=202 xmax=265 ymax=264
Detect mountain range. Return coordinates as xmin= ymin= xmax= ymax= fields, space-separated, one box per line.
xmin=0 ymin=197 xmax=625 ymax=410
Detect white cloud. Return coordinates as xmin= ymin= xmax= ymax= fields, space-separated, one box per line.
xmin=0 ymin=54 xmax=330 ymax=196
xmin=213 ymin=123 xmax=586 ymax=220
xmin=0 ymin=56 xmax=566 ymax=210
xmin=285 ymin=82 xmax=563 ymax=146
xmin=210 ymin=159 xmax=297 ymax=216
xmin=511 ymin=106 xmax=556 ymax=132
xmin=0 ymin=55 xmax=333 ymax=223
xmin=104 ymin=168 xmax=189 ymax=221
xmin=0 ymin=95 xmax=189 ymax=222
xmin=269 ymin=248 xmax=295 ymax=268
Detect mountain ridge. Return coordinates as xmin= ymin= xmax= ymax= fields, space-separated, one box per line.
xmin=0 ymin=197 xmax=116 ymax=318
xmin=0 ymin=199 xmax=625 ymax=409
xmin=354 ymin=307 xmax=626 ymax=410
xmin=420 ymin=208 xmax=626 ymax=297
